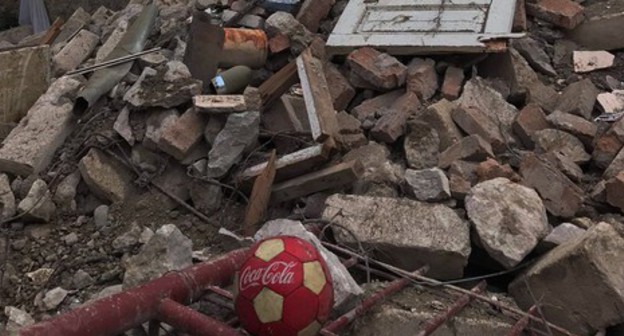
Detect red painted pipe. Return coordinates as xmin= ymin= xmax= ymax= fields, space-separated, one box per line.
xmin=20 ymin=249 xmax=249 ymax=336
xmin=157 ymin=298 xmax=243 ymax=336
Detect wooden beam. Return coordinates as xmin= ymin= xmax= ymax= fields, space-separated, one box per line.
xmin=193 ymin=95 xmax=248 ymax=114
xmin=238 ymin=141 xmax=334 ymax=185
xmin=297 ymin=48 xmax=339 ymax=142
xmin=40 ymin=18 xmax=64 ymax=45
xmin=270 ymin=160 xmax=363 ymax=204
xmin=243 ymin=150 xmax=277 ymax=236
xmin=258 ymin=61 xmax=298 ymax=111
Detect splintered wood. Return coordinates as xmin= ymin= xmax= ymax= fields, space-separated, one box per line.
xmin=258 ymin=61 xmax=298 ymax=111
xmin=244 ymin=150 xmax=277 ymax=236
xmin=297 ymin=48 xmax=339 ymax=142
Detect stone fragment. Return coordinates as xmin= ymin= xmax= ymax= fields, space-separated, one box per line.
xmin=114 ymin=106 xmax=134 ymax=146
xmin=323 ymin=194 xmax=471 ymax=279
xmin=123 ymin=224 xmax=193 ymax=289
xmin=512 ymin=37 xmax=557 ymax=76
xmin=17 ymin=179 xmax=56 ymax=223
xmin=438 ymin=135 xmax=494 ymax=169
xmin=422 ymin=99 xmax=463 ymax=151
xmin=541 ymin=151 xmax=584 ymax=182
xmin=467 ymin=178 xmax=550 ymax=268
xmin=405 ymin=168 xmax=451 ymax=202
xmin=164 ymin=61 xmax=191 ymax=82
xmin=532 ymin=129 xmax=591 ymax=164
xmin=593 ymin=134 xmax=623 ymax=169
xmin=451 ymin=106 xmax=506 ymax=153
xmin=404 ymin=121 xmax=439 ymax=170
xmin=53 ymin=29 xmax=99 ymax=74
xmin=324 ymin=63 xmax=355 ymax=111
xmin=93 ymin=205 xmax=109 ymax=229
xmin=41 ymin=287 xmax=68 ymax=311
xmin=520 ymin=153 xmax=584 ymax=218
xmin=513 ymin=104 xmax=550 ymax=149
xmin=539 ymin=223 xmax=586 ymax=251
xmin=546 ymin=110 xmax=597 ymax=146
xmin=555 ymin=78 xmax=599 ymax=119
xmin=347 ymin=48 xmax=407 ymax=91
xmin=510 ymin=223 xmax=624 ymax=335
xmin=63 ymin=232 xmax=78 ymax=245
xmin=296 ymin=0 xmax=333 ymax=32
xmin=54 ymin=7 xmax=91 ymax=44
xmin=597 ymin=91 xmax=624 ymax=113
xmin=190 ymin=183 xmax=222 ymax=215
xmin=343 ymin=142 xmax=405 ymax=196
xmin=54 ymin=170 xmax=81 ymax=213
xmin=143 ymin=109 xmax=179 ymax=151
xmin=158 ymin=108 xmax=207 ymax=161
xmin=26 ymin=268 xmax=54 ymax=286
xmin=265 ymin=11 xmax=313 ymax=51
xmin=475 ymin=158 xmax=520 ymax=183
xmin=124 ymin=67 xmax=202 ymax=108
xmin=350 ymin=90 xmax=403 ymax=126
xmin=336 ymin=111 xmax=367 ymax=150
xmin=5 ymin=306 xmax=35 ymax=333
xmin=72 ymin=269 xmax=95 ymax=289
xmin=0 ymin=76 xmax=81 ymax=176
xmin=441 ymin=66 xmax=465 ymax=100
xmin=406 ymin=58 xmax=438 ymax=100
xmin=113 ymin=222 xmax=143 ymax=250
xmin=206 ymin=112 xmax=260 ymax=178
xmin=606 ymin=171 xmax=624 ymax=212
xmin=569 ymin=1 xmax=624 ymax=51
xmin=96 ymin=19 xmax=128 ymax=62
xmin=0 ymin=174 xmax=15 ymax=220
xmin=370 ymin=108 xmax=409 ymax=144
xmin=573 ymin=51 xmax=615 ymax=73
xmin=78 ymin=148 xmax=135 ymax=203
xmin=525 ymin=0 xmax=585 ymax=29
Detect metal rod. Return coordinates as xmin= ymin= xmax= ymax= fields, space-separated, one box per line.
xmin=157 ymin=298 xmax=243 ymax=336
xmin=19 ymin=249 xmax=248 ymax=336
xmin=66 ymin=47 xmax=162 ymax=76
xmin=207 ymin=285 xmax=234 ymax=300
xmin=321 ymin=266 xmax=429 ymax=335
xmin=507 ymin=305 xmax=539 ymax=336
xmin=322 ymin=242 xmax=579 ymax=336
xmin=416 ymin=281 xmax=487 ymax=336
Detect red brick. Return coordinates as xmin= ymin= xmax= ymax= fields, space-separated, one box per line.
xmin=546 ymin=110 xmax=597 ymax=147
xmin=592 ymin=135 xmax=623 ymax=169
xmin=347 ymin=48 xmax=407 ymax=91
xmin=513 ymin=103 xmax=550 ymax=149
xmin=158 ymin=108 xmax=207 ymax=161
xmin=350 ymin=90 xmax=403 ymax=126
xmin=476 ymin=158 xmax=521 ymax=183
xmin=268 ymin=34 xmax=291 ymax=54
xmin=370 ymin=92 xmax=421 ymax=144
xmin=606 ymin=171 xmax=624 ymax=212
xmin=406 ymin=58 xmax=438 ymax=100
xmin=324 ymin=63 xmax=355 ymax=111
xmin=296 ymin=0 xmax=334 ymax=33
xmin=438 ymin=135 xmax=494 ymax=168
xmin=451 ymin=106 xmax=506 ymax=153
xmin=441 ymin=66 xmax=465 ymax=101
xmin=526 ymin=0 xmax=585 ymax=30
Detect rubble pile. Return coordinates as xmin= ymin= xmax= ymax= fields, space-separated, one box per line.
xmin=2 ymin=0 xmax=624 ymax=335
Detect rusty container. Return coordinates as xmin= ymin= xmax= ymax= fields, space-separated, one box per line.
xmin=220 ymin=28 xmax=268 ymax=69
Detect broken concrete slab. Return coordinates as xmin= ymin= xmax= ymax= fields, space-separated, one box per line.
xmin=525 ymin=0 xmax=585 ymax=30
xmin=404 ymin=121 xmax=439 ymax=170
xmin=114 ymin=107 xmax=134 ymax=146
xmin=555 ymin=78 xmax=599 ymax=120
xmin=124 ymin=67 xmax=203 ymax=109
xmin=512 ymin=37 xmax=557 ymax=77
xmin=0 ymin=45 xmax=51 ymax=123
xmin=123 ymin=224 xmax=192 ymax=289
xmin=438 ymin=135 xmax=494 ymax=169
xmin=569 ymin=1 xmax=624 ymax=50
xmin=573 ymin=51 xmax=615 ymax=73
xmin=343 ymin=142 xmax=405 ymax=197
xmin=406 ymin=58 xmax=438 ymax=101
xmin=17 ymin=179 xmax=56 ymax=223
xmin=158 ymin=108 xmax=207 ymax=161
xmin=206 ymin=111 xmax=260 ymax=178
xmin=144 ymin=109 xmax=179 ymax=151
xmin=422 ymin=99 xmax=463 ymax=151
xmin=405 ymin=168 xmax=451 ymax=202
xmin=346 ymin=48 xmax=407 ymax=91
xmin=510 ymin=223 xmax=624 ymax=335
xmin=52 ymin=29 xmax=99 ymax=75
xmin=350 ymin=90 xmax=403 ymax=127
xmin=532 ymin=129 xmax=591 ymax=164
xmin=520 ymin=153 xmax=584 ymax=218
xmin=467 ymin=178 xmax=550 ymax=268
xmin=323 ymin=194 xmax=471 ymax=280
xmin=78 ymin=148 xmax=135 ymax=203
xmin=0 ymin=76 xmax=81 ymax=176
xmin=53 ymin=7 xmax=91 ymax=44
xmin=96 ymin=18 xmax=129 ymax=62
xmin=513 ymin=104 xmax=550 ymax=149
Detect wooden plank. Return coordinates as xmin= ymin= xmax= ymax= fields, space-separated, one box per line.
xmin=243 ymin=150 xmax=277 ymax=236
xmin=270 ymin=160 xmax=363 ymax=204
xmin=258 ymin=61 xmax=298 ymax=111
xmin=297 ymin=48 xmax=339 ymax=142
xmin=40 ymin=18 xmax=64 ymax=45
xmin=238 ymin=141 xmax=333 ymax=184
xmin=193 ymin=95 xmax=247 ymax=114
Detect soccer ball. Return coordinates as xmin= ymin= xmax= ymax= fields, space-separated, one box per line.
xmin=234 ymin=236 xmax=334 ymax=336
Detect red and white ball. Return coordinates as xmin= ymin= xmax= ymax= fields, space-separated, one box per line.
xmin=234 ymin=236 xmax=334 ymax=336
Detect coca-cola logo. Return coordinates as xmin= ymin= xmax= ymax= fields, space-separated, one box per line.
xmin=240 ymin=261 xmax=296 ymax=291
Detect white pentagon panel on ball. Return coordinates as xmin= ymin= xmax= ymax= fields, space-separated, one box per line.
xmin=303 ymin=261 xmax=327 ymax=295
xmin=253 ymin=287 xmax=284 ymax=323
xmin=254 ymin=238 xmax=285 ymax=262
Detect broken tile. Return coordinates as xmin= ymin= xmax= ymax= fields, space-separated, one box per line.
xmin=573 ymin=51 xmax=615 ymax=73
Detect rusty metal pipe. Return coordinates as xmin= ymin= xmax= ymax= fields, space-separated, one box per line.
xmin=157 ymin=298 xmax=243 ymax=336
xmin=507 ymin=305 xmax=539 ymax=336
xmin=19 ymin=249 xmax=248 ymax=336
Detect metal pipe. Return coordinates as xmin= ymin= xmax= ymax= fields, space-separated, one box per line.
xmin=416 ymin=281 xmax=487 ymax=336
xmin=220 ymin=28 xmax=268 ymax=69
xmin=74 ymin=3 xmax=157 ymax=115
xmin=157 ymin=298 xmax=243 ymax=336
xmin=67 ymin=48 xmax=162 ymax=76
xmin=321 ymin=266 xmax=429 ymax=334
xmin=19 ymin=249 xmax=249 ymax=336
xmin=507 ymin=305 xmax=539 ymax=336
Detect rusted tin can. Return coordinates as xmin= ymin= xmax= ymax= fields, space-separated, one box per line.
xmin=220 ymin=28 xmax=268 ymax=69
